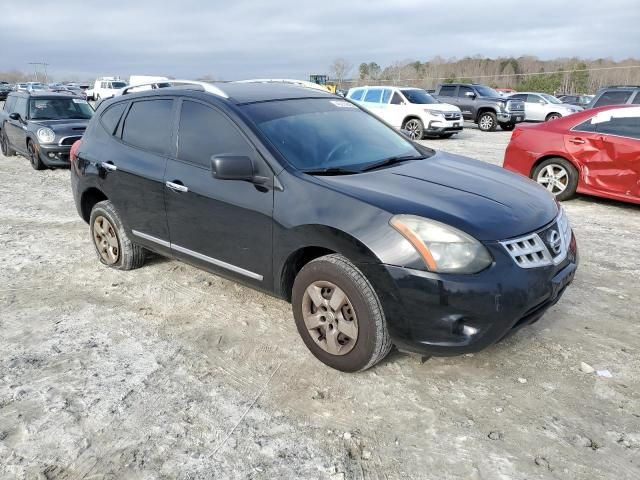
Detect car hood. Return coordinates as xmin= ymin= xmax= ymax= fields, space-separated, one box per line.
xmin=30 ymin=119 xmax=91 ymax=131
xmin=317 ymin=151 xmax=558 ymax=241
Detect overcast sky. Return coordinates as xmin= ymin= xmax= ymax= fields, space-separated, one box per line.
xmin=1 ymin=0 xmax=639 ymax=81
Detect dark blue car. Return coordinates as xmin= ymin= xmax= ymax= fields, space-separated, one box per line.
xmin=69 ymin=82 xmax=578 ymax=372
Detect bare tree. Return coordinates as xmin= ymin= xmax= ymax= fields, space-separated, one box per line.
xmin=329 ymin=58 xmax=353 ymax=88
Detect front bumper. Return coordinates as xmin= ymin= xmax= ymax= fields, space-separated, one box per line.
xmin=497 ymin=111 xmax=525 ymax=124
xmin=425 ymin=118 xmax=463 ymax=135
xmin=37 ymin=143 xmax=72 ymax=167
xmin=362 ymin=232 xmax=578 ymax=356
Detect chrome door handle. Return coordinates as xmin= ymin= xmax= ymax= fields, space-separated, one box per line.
xmin=569 ymin=138 xmax=585 ymax=145
xmin=100 ymin=162 xmax=117 ymax=171
xmin=166 ymin=181 xmax=188 ymax=193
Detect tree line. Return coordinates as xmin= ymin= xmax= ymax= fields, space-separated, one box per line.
xmin=329 ymin=56 xmax=640 ymax=94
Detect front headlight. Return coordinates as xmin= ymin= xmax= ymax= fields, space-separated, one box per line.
xmin=37 ymin=127 xmax=55 ymax=143
xmin=425 ymin=109 xmax=444 ymax=117
xmin=390 ymin=215 xmax=493 ymax=274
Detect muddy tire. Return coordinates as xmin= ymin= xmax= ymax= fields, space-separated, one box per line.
xmin=89 ymin=200 xmax=146 ymax=270
xmin=292 ymin=254 xmax=392 ymax=372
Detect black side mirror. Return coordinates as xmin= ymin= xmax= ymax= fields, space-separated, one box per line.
xmin=211 ymin=155 xmax=258 ymax=182
xmin=9 ymin=112 xmax=21 ymax=121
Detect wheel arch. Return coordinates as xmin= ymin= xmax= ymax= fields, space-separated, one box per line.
xmin=401 ymin=115 xmax=422 ymax=127
xmin=80 ymin=187 xmax=109 ymax=223
xmin=475 ymin=107 xmax=497 ymax=122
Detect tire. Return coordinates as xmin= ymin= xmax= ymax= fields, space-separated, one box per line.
xmin=499 ymin=123 xmax=515 ymax=131
xmin=1 ymin=129 xmax=16 ymax=157
xmin=545 ymin=113 xmax=561 ymax=122
xmin=477 ymin=111 xmax=497 ymax=132
xmin=532 ymin=157 xmax=578 ymax=201
xmin=27 ymin=140 xmax=45 ymax=170
xmin=89 ymin=200 xmax=146 ymax=270
xmin=402 ymin=118 xmax=424 ymax=140
xmin=292 ymin=254 xmax=392 ymax=372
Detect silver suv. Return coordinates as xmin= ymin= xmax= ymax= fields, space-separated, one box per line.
xmin=587 ymin=86 xmax=640 ymax=109
xmin=508 ymin=92 xmax=582 ymax=122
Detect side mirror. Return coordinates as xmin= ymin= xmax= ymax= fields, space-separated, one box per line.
xmin=211 ymin=155 xmax=259 ymax=182
xmin=465 ymin=91 xmax=476 ymax=98
xmin=9 ymin=112 xmax=21 ymax=121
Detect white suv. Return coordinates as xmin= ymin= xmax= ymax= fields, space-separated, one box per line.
xmin=508 ymin=92 xmax=583 ymax=122
xmin=89 ymin=78 xmax=128 ymax=101
xmin=346 ymin=86 xmax=463 ymax=139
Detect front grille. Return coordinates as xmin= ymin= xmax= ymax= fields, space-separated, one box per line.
xmin=501 ymin=211 xmax=572 ymax=269
xmin=444 ymin=112 xmax=462 ymax=120
xmin=59 ymin=135 xmax=82 ymax=146
xmin=506 ymin=99 xmax=525 ymax=112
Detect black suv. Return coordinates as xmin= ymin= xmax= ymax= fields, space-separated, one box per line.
xmin=70 ymin=83 xmax=577 ymax=372
xmin=435 ymin=83 xmax=526 ymax=131
xmin=587 ymin=86 xmax=640 ymax=109
xmin=0 ymin=91 xmax=93 ymax=169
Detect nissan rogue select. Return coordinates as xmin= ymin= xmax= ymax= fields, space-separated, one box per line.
xmin=69 ymin=82 xmax=578 ymax=372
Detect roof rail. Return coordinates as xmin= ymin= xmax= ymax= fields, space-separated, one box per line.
xmin=601 ymin=85 xmax=640 ymax=89
xmin=233 ymin=78 xmax=330 ymax=92
xmin=116 ymin=80 xmax=228 ymax=98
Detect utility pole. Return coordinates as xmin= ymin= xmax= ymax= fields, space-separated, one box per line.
xmin=28 ymin=62 xmax=50 ymax=83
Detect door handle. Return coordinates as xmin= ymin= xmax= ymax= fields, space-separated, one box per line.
xmin=569 ymin=137 xmax=585 ymax=145
xmin=100 ymin=161 xmax=117 ymax=171
xmin=166 ymin=181 xmax=188 ymax=193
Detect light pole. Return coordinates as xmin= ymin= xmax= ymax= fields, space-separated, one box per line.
xmin=28 ymin=62 xmax=50 ymax=83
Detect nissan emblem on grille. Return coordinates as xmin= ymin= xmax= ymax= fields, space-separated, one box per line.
xmin=547 ymin=230 xmax=562 ymax=255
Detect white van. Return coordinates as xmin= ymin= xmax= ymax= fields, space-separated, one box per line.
xmin=89 ymin=77 xmax=128 ymax=101
xmin=347 ymin=86 xmax=463 ymax=139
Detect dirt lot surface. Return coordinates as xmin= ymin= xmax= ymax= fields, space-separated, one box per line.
xmin=1 ymin=125 xmax=639 ymax=480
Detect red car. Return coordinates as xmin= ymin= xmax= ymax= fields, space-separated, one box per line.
xmin=503 ymin=105 xmax=640 ymax=205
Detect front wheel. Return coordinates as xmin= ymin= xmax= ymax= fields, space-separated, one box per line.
xmin=292 ymin=254 xmax=392 ymax=372
xmin=532 ymin=157 xmax=578 ymax=201
xmin=27 ymin=141 xmax=45 ymax=170
xmin=89 ymin=200 xmax=146 ymax=270
xmin=477 ymin=112 xmax=497 ymax=132
xmin=546 ymin=113 xmax=561 ymax=121
xmin=499 ymin=123 xmax=515 ymax=131
xmin=402 ymin=118 xmax=424 ymax=140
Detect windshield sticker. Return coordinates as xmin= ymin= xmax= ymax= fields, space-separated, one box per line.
xmin=72 ymin=98 xmax=88 ymax=104
xmin=330 ymin=100 xmax=357 ymax=109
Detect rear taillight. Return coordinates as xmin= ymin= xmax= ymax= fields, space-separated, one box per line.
xmin=70 ymin=139 xmax=82 ymax=163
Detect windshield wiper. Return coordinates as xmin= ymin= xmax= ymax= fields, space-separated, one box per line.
xmin=303 ymin=167 xmax=359 ymax=176
xmin=361 ymin=155 xmax=425 ymax=172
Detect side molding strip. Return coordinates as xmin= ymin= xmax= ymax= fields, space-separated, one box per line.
xmin=131 ymin=229 xmax=263 ymax=281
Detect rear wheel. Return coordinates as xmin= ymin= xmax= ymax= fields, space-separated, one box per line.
xmin=89 ymin=200 xmax=146 ymax=270
xmin=27 ymin=141 xmax=45 ymax=170
xmin=402 ymin=118 xmax=424 ymax=140
xmin=499 ymin=123 xmax=515 ymax=131
xmin=292 ymin=254 xmax=392 ymax=372
xmin=1 ymin=129 xmax=16 ymax=157
xmin=477 ymin=112 xmax=497 ymax=132
xmin=546 ymin=113 xmax=561 ymax=121
xmin=532 ymin=157 xmax=578 ymax=201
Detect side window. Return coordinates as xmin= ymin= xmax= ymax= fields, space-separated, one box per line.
xmin=632 ymin=92 xmax=640 ymax=105
xmin=458 ymin=86 xmax=474 ymax=98
xmin=510 ymin=94 xmax=526 ymax=101
xmin=573 ymin=118 xmax=597 ymax=133
xmin=349 ymin=89 xmax=364 ymax=101
xmin=14 ymin=97 xmax=28 ymax=118
xmin=121 ymin=99 xmax=173 ymax=154
xmin=438 ymin=85 xmax=457 ymax=96
xmin=177 ymin=100 xmax=253 ymax=167
xmin=381 ymin=89 xmax=392 ymax=104
xmin=526 ymin=94 xmax=542 ymax=103
xmin=100 ymin=102 xmax=127 ymax=135
xmin=390 ymin=92 xmax=403 ymax=105
xmin=4 ymin=96 xmax=16 ymax=113
xmin=596 ymin=116 xmax=640 ymax=140
xmin=363 ymin=89 xmax=383 ymax=103
xmin=593 ymin=90 xmax=632 ymax=108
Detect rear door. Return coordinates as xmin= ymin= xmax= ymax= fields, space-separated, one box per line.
xmin=164 ymin=99 xmax=274 ymax=288
xmin=383 ymin=90 xmax=407 ymax=128
xmin=99 ymin=98 xmax=174 ymax=251
xmin=525 ymin=94 xmax=546 ymax=121
xmin=566 ymin=114 xmax=640 ymax=196
xmin=360 ymin=88 xmax=385 ymax=117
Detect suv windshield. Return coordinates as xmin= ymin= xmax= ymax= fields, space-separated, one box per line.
xmin=111 ymin=82 xmax=127 ymax=89
xmin=244 ymin=98 xmax=426 ymax=172
xmin=400 ymin=89 xmax=439 ymax=104
xmin=474 ymin=85 xmax=500 ymax=97
xmin=541 ymin=93 xmax=562 ymax=104
xmin=29 ymin=98 xmax=94 ymax=120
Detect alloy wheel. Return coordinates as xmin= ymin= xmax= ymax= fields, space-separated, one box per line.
xmin=302 ymin=281 xmax=358 ymax=356
xmin=547 ymin=114 xmax=561 ymax=121
xmin=92 ymin=215 xmax=120 ymax=264
xmin=404 ymin=120 xmax=423 ymax=140
xmin=536 ymin=164 xmax=568 ymax=195
xmin=479 ymin=114 xmax=494 ymax=130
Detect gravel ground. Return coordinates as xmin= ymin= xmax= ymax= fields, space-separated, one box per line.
xmin=1 ymin=124 xmax=639 ymax=480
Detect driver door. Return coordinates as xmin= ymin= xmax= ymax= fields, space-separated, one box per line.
xmin=383 ymin=91 xmax=407 ymax=128
xmin=4 ymin=96 xmax=28 ymax=153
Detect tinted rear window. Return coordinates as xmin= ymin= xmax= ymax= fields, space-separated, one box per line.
xmin=596 ymin=116 xmax=640 ymax=139
xmin=438 ymin=85 xmax=456 ymax=96
xmin=121 ymin=99 xmax=173 ymax=154
xmin=593 ymin=90 xmax=633 ymax=108
xmin=100 ymin=102 xmax=127 ymax=135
